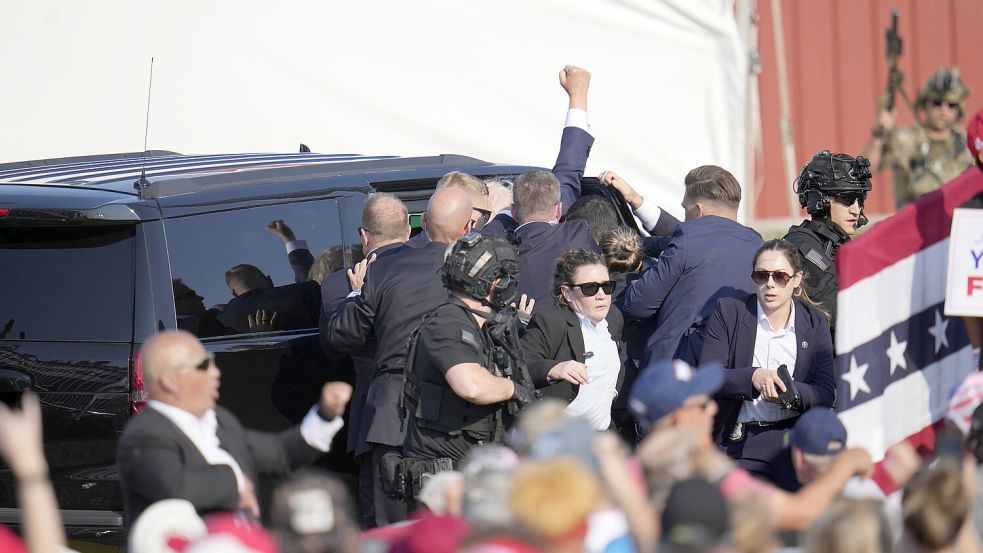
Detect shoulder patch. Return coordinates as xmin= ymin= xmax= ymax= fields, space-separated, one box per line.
xmin=460 ymin=329 xmax=481 ymax=351
xmin=804 ymin=249 xmax=829 ymax=270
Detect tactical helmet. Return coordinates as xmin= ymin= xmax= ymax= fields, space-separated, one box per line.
xmin=917 ymin=67 xmax=970 ymax=115
xmin=794 ymin=150 xmax=873 ymax=226
xmin=442 ymin=232 xmax=520 ymax=309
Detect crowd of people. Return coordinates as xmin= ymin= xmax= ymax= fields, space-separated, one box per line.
xmin=2 ymin=65 xmax=983 ymax=553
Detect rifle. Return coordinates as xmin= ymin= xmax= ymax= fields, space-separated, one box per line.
xmin=884 ymin=10 xmax=902 ymax=112
xmin=485 ymin=306 xmax=540 ymax=416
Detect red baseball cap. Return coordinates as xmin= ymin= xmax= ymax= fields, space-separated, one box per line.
xmin=968 ymin=107 xmax=983 ymax=164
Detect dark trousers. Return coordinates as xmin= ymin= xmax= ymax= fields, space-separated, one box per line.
xmin=357 ymin=444 xmax=407 ymax=528
xmin=722 ymin=418 xmax=799 ymax=491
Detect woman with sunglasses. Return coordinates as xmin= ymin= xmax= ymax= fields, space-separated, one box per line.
xmin=699 ymin=239 xmax=835 ymax=490
xmin=520 ymin=249 xmax=628 ymax=431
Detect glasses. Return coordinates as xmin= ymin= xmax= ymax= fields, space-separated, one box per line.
xmin=931 ymin=100 xmax=959 ymax=110
xmin=180 ymin=352 xmax=215 ymax=372
xmin=829 ymin=192 xmax=866 ymax=207
xmin=570 ymin=280 xmax=616 ymax=296
xmin=472 ymin=207 xmax=492 ymax=226
xmin=751 ymin=270 xmax=793 ymax=287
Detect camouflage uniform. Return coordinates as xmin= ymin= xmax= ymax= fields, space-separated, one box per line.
xmin=882 ymin=126 xmax=972 ymax=208
xmin=879 ymin=67 xmax=973 ymax=208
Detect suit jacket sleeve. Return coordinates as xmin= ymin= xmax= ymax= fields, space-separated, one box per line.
xmin=617 ymin=230 xmax=686 ymax=320
xmin=520 ymin=311 xmax=563 ymax=388
xmin=795 ymin=314 xmax=836 ymax=409
xmin=242 ymin=426 xmax=322 ymax=476
xmin=322 ymin=274 xmax=377 ymax=353
xmin=288 ymin=248 xmax=316 ymax=283
xmin=117 ymin=427 xmax=240 ymax=514
xmin=553 ymin=126 xmax=594 ymax=217
xmin=648 ymin=211 xmax=681 ymax=237
xmin=699 ymin=300 xmax=756 ymax=400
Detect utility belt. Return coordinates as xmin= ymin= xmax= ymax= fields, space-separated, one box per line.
xmin=727 ymin=418 xmax=796 ymax=443
xmin=379 ymin=451 xmax=455 ymax=504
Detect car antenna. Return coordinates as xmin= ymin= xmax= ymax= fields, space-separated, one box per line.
xmin=134 ymin=57 xmax=155 ymax=193
xmin=299 ymin=144 xmax=311 ymax=153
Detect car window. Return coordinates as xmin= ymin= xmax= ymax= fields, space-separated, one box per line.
xmin=164 ymin=199 xmax=344 ymax=338
xmin=0 ymin=225 xmax=136 ymax=342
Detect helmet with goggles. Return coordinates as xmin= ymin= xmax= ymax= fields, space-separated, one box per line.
xmin=442 ymin=232 xmax=520 ymax=309
xmin=794 ymin=150 xmax=873 ymax=227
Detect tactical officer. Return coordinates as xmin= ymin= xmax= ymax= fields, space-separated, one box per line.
xmin=784 ymin=151 xmax=872 ymax=326
xmin=399 ymin=233 xmax=535 ymax=476
xmin=865 ymin=66 xmax=974 ymax=208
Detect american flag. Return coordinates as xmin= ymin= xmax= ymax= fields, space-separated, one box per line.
xmin=835 ymin=167 xmax=983 ymax=478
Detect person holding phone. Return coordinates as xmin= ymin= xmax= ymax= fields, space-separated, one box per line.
xmin=521 ymin=249 xmax=628 ymax=431
xmin=699 ymin=239 xmax=835 ymax=489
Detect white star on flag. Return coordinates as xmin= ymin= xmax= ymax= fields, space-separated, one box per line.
xmin=842 ymin=355 xmax=871 ymax=401
xmin=927 ymin=310 xmax=950 ymax=354
xmin=885 ymin=331 xmax=908 ymax=375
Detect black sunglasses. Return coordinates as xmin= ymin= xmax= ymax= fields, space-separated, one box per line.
xmin=570 ymin=280 xmax=616 ymax=296
xmin=931 ymin=100 xmax=959 ymax=110
xmin=751 ymin=270 xmax=793 ymax=287
xmin=472 ymin=207 xmax=492 ymax=225
xmin=829 ymin=192 xmax=866 ymax=207
xmin=187 ymin=352 xmax=215 ymax=372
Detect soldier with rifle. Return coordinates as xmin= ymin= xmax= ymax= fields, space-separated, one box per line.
xmin=385 ymin=233 xmax=536 ymax=507
xmin=864 ymin=11 xmax=974 ymax=208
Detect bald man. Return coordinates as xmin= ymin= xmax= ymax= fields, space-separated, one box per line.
xmin=116 ymin=330 xmax=351 ymax=524
xmin=323 ymin=186 xmax=473 ymax=526
xmin=407 ymin=171 xmax=491 ymax=246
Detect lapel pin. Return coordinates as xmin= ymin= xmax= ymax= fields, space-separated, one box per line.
xmin=801 ymin=341 xmax=808 ymax=349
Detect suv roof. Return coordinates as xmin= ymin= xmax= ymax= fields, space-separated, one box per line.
xmin=0 ymin=151 xmax=515 ymax=199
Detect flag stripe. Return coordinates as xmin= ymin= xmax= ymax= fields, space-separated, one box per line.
xmin=839 ymin=344 xmax=972 ymax=461
xmin=837 ymin=168 xmax=983 ymax=290
xmin=835 ymin=302 xmax=970 ymax=410
xmin=836 ymin=240 xmax=949 ymax=354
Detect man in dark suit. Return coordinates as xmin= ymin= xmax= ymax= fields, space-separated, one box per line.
xmin=484 ymin=65 xmax=594 ymax=240
xmin=117 ymin=330 xmax=351 ymax=524
xmin=317 ymin=192 xmax=409 ymax=528
xmin=407 ymin=171 xmax=490 ymax=247
xmin=510 ymin=170 xmax=602 ymax=307
xmin=323 ymin=186 xmax=474 ymax=527
xmin=616 ymin=166 xmax=763 ymax=367
xmin=218 ymin=264 xmax=321 ymax=333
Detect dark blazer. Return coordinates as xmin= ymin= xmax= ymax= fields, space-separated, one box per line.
xmin=553 ymin=126 xmax=594 ymax=217
xmin=323 ymin=240 xmax=451 ymax=450
xmin=515 ymin=219 xmax=601 ymax=307
xmin=317 ymin=242 xmax=404 ymax=455
xmin=288 ymin=247 xmax=315 ymax=283
xmin=217 ymin=280 xmax=321 ymax=334
xmin=521 ymin=304 xmax=628 ymax=403
xmin=481 ymin=212 xmax=518 ymax=239
xmin=699 ymin=295 xmax=836 ymax=445
xmin=616 ymin=215 xmax=763 ymax=366
xmin=117 ymin=405 xmax=321 ymax=524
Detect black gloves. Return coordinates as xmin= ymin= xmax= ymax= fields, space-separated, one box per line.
xmin=511 ymin=382 xmax=536 ymax=407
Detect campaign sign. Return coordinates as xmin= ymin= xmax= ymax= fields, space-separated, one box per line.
xmin=945 ymin=208 xmax=983 ymax=316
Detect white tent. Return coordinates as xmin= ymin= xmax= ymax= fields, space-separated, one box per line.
xmin=1 ymin=0 xmax=748 ymax=220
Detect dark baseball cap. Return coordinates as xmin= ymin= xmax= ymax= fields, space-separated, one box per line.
xmin=628 ymin=359 xmax=723 ymax=429
xmin=661 ymin=477 xmax=729 ymax=550
xmin=786 ymin=408 xmax=847 ymax=455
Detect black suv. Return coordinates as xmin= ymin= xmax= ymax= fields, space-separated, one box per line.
xmin=0 ymin=150 xmax=636 ymax=541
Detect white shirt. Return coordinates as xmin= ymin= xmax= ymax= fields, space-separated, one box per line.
xmin=738 ymin=301 xmax=799 ymax=423
xmin=565 ymin=313 xmax=621 ymax=430
xmin=148 ymin=400 xmax=344 ymax=493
